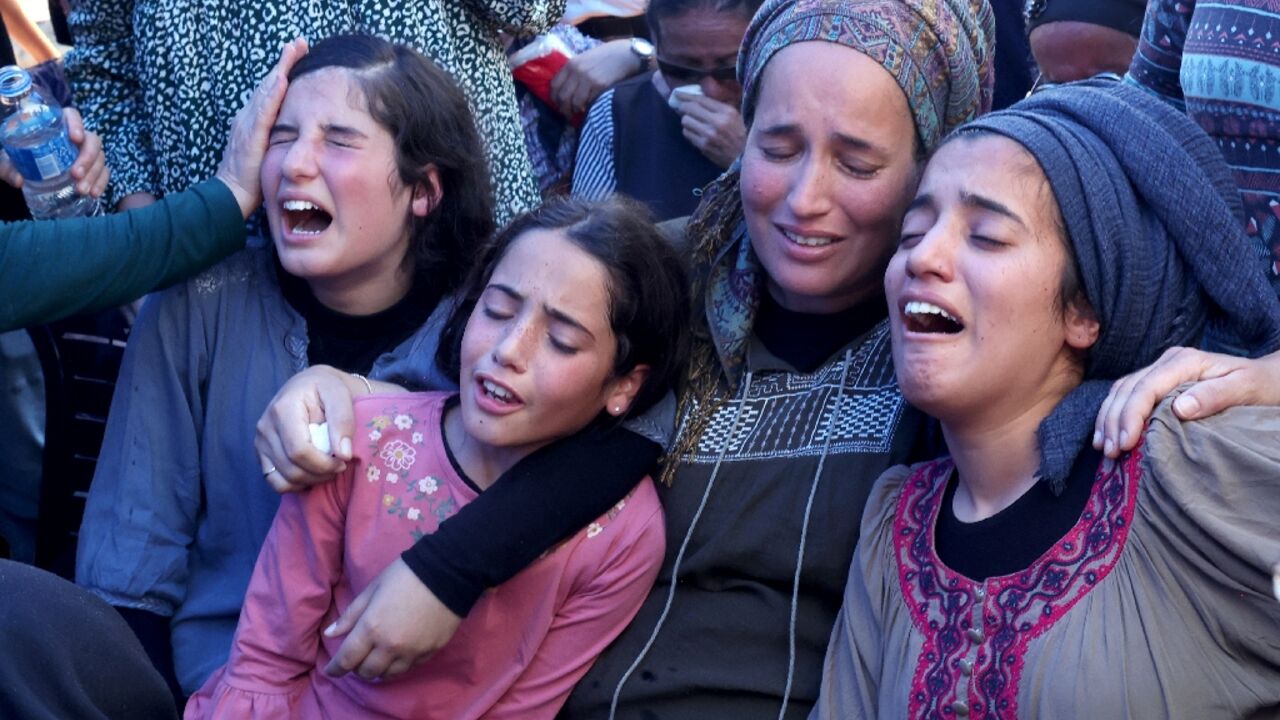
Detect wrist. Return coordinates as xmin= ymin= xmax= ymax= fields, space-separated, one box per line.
xmin=349 ymin=372 xmax=374 ymax=396
xmin=214 ymin=174 xmax=257 ymax=219
xmin=629 ymin=37 xmax=655 ymax=72
xmin=117 ymin=190 xmax=160 ymax=212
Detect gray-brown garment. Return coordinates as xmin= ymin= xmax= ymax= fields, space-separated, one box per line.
xmin=815 ymin=395 xmax=1280 ymax=719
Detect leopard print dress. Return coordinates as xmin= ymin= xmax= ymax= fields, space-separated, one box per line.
xmin=65 ymin=0 xmax=560 ymax=224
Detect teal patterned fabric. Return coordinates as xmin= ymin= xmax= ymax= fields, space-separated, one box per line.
xmin=65 ymin=0 xmax=562 ymax=223
xmin=739 ymin=0 xmax=996 ymax=151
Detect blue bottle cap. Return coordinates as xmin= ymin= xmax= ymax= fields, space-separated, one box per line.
xmin=0 ymin=66 xmax=33 ymax=102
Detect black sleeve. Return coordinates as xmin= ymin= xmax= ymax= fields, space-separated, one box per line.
xmin=400 ymin=424 xmax=660 ymax=616
xmin=113 ymin=606 xmax=185 ymax=708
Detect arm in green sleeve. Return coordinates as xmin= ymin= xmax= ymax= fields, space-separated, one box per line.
xmin=0 ymin=179 xmax=246 ymax=331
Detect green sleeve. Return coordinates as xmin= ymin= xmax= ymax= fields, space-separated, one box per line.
xmin=0 ymin=179 xmax=246 ymax=331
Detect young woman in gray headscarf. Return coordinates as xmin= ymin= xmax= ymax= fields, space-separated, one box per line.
xmin=818 ymin=77 xmax=1280 ymax=719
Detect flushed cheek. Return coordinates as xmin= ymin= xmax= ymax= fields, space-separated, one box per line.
xmin=740 ymin=155 xmax=784 ymax=212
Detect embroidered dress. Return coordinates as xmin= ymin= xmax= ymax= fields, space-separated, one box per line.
xmin=185 ymin=392 xmax=664 ymax=719
xmin=65 ymin=0 xmax=560 ymax=223
xmin=815 ymin=398 xmax=1280 ymax=719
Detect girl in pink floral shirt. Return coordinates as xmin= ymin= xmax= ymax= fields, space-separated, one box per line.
xmin=186 ymin=196 xmax=690 ymax=719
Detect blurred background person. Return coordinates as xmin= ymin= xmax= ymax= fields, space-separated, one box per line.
xmin=0 ymin=559 xmax=177 ymax=719
xmin=571 ymin=0 xmax=761 ymax=220
xmin=1025 ymin=0 xmax=1144 ymax=84
xmin=1128 ymin=0 xmax=1280 ymax=302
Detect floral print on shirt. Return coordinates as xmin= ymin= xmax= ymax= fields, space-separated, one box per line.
xmin=364 ymin=402 xmax=636 ymax=547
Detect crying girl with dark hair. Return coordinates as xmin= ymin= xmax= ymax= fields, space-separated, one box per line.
xmin=186 ymin=194 xmax=690 ymax=719
xmin=77 ymin=34 xmax=495 ymax=699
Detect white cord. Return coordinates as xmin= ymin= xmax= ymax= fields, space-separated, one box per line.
xmin=777 ymin=349 xmax=851 ymax=720
xmin=608 ymin=371 xmax=754 ymax=720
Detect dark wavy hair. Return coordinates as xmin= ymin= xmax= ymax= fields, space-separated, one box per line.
xmin=647 ymin=0 xmax=764 ymax=40
xmin=438 ymin=196 xmax=691 ymax=420
xmin=288 ymin=34 xmax=495 ymax=290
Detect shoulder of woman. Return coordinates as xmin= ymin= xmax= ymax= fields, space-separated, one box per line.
xmin=862 ymin=463 xmax=919 ymax=539
xmin=1143 ymin=387 xmax=1280 ymax=475
xmin=183 ymin=243 xmax=276 ymax=304
xmin=1138 ymin=389 xmax=1280 ymax=575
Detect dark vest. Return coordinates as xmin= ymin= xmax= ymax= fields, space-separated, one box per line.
xmin=611 ymin=74 xmax=723 ymax=221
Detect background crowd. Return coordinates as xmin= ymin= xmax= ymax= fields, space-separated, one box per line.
xmin=0 ymin=0 xmax=1279 ymax=718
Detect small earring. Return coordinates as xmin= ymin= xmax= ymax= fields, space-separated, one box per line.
xmin=613 ymin=406 xmax=622 ymax=414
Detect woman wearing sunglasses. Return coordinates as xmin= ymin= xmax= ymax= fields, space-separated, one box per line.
xmin=571 ymin=0 xmax=762 ymax=220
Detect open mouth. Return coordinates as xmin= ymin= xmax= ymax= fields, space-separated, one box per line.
xmin=903 ymin=300 xmax=964 ymax=334
xmin=480 ymin=378 xmax=522 ymax=406
xmin=780 ymin=227 xmax=837 ymax=248
xmin=282 ymin=199 xmax=333 ymax=236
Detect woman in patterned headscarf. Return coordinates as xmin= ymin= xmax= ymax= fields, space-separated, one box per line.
xmin=559 ymin=0 xmax=996 ymax=717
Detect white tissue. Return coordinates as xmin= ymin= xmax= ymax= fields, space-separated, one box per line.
xmin=668 ymin=84 xmax=703 ymax=111
xmin=309 ymin=422 xmax=331 ymax=455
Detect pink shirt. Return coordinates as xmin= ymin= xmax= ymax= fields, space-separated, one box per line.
xmin=186 ymin=392 xmax=664 ymax=719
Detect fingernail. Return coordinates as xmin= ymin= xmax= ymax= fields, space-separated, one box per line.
xmin=1173 ymin=394 xmax=1200 ymax=418
xmin=324 ymin=622 xmax=337 ymax=636
xmin=1103 ymin=438 xmax=1115 ymax=456
xmin=1091 ymin=430 xmax=1101 ymax=448
xmin=340 ymin=437 xmax=352 ymax=458
xmin=1117 ymin=430 xmax=1129 ymax=450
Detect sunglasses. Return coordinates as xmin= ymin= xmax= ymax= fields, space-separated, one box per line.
xmin=656 ymin=57 xmax=739 ymax=85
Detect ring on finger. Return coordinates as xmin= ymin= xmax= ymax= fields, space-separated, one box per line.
xmin=263 ymin=465 xmax=278 ymax=477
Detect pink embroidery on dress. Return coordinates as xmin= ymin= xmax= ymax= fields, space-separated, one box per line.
xmin=894 ymin=441 xmax=1143 ymax=719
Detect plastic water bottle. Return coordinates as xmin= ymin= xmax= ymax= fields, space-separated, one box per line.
xmin=0 ymin=65 xmax=100 ymax=219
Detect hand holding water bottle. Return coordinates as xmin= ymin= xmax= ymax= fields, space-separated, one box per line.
xmin=0 ymin=66 xmax=108 ymax=218
xmin=0 ymin=106 xmax=106 ymax=193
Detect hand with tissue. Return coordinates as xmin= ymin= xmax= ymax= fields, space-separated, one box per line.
xmin=670 ymin=84 xmax=746 ymax=169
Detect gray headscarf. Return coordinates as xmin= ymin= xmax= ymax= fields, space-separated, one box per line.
xmin=961 ymin=78 xmax=1280 ymax=490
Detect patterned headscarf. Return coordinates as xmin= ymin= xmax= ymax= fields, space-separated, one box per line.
xmin=963 ymin=78 xmax=1280 ymax=490
xmin=739 ymin=0 xmax=996 ymax=152
xmin=665 ymin=0 xmax=996 ymax=480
